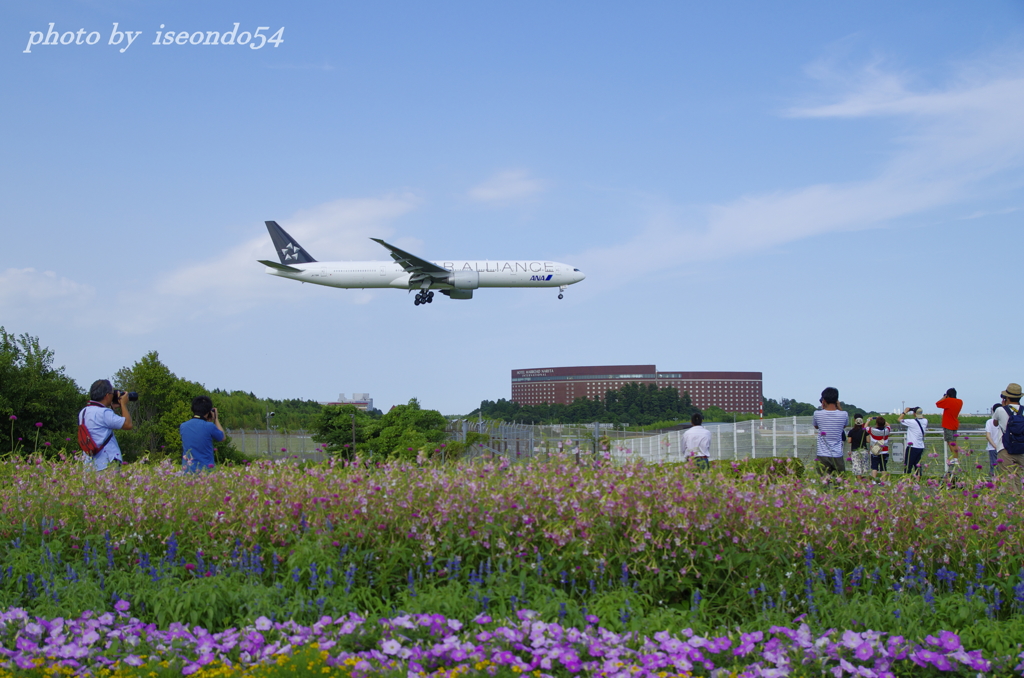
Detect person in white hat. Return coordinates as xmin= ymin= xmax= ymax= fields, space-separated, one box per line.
xmin=898 ymin=406 xmax=928 ymax=476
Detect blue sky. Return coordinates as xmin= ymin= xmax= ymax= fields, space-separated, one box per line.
xmin=2 ymin=1 xmax=1023 ymax=416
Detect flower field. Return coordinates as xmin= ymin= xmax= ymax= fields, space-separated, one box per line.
xmin=0 ymin=453 xmax=1023 ymax=676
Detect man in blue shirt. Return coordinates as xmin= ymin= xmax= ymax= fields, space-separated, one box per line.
xmin=180 ymin=395 xmax=225 ymax=473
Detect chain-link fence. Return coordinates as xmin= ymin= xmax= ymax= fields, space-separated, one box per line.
xmin=449 ymin=418 xmax=995 ymax=479
xmin=226 ymin=429 xmax=327 ymax=462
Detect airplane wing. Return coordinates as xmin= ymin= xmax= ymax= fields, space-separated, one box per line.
xmin=371 ymin=238 xmax=450 ymax=288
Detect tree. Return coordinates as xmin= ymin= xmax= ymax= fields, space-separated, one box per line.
xmin=311 ymin=405 xmax=375 ymax=458
xmin=0 ymin=327 xmax=83 ymax=454
xmin=114 ymin=351 xmax=243 ymax=464
xmin=362 ymin=399 xmax=448 ymax=460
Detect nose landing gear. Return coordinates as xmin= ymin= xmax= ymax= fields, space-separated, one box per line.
xmin=558 ymin=285 xmax=567 ymax=300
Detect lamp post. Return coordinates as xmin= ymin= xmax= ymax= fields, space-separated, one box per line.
xmin=265 ymin=411 xmax=275 ymax=455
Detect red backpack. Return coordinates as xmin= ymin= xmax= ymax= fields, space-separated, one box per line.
xmin=78 ymin=402 xmax=115 ymax=456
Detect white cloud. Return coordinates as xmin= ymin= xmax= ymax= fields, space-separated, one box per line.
xmin=573 ymin=52 xmax=1024 ymax=286
xmin=467 ymin=170 xmax=545 ymax=203
xmin=0 ymin=268 xmax=97 ymax=328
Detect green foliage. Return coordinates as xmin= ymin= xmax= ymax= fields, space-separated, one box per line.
xmin=210 ymin=389 xmax=327 ymax=430
xmin=363 ymin=398 xmax=448 ymax=460
xmin=480 ymin=382 xmax=699 ymax=425
xmin=310 ymin=404 xmax=376 ymax=458
xmin=313 ymin=399 xmax=449 ymax=461
xmin=0 ymin=327 xmax=84 ymax=455
xmin=762 ymin=397 xmax=818 ymax=417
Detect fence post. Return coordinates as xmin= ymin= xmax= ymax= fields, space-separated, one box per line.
xmin=733 ymin=422 xmax=738 ymax=461
xmin=751 ymin=421 xmax=756 ymax=459
xmin=792 ymin=416 xmax=798 ymax=458
xmin=716 ymin=427 xmax=721 ymax=461
xmin=772 ymin=418 xmax=777 ymax=458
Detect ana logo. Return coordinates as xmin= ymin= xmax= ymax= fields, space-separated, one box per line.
xmin=281 ymin=243 xmax=301 ymax=261
xmin=530 ymin=275 xmax=553 ymax=281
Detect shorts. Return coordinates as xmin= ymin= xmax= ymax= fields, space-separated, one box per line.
xmin=816 ymin=456 xmax=846 ymax=475
xmin=996 ymin=449 xmax=1024 ymax=474
xmin=870 ymin=453 xmax=888 ymax=472
xmin=943 ymin=428 xmax=958 ymax=443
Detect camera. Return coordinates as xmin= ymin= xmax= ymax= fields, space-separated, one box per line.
xmin=115 ymin=390 xmax=139 ymax=402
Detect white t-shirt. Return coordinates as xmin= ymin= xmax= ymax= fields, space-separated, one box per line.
xmin=993 ymin=403 xmax=1022 ymax=452
xmin=681 ymin=425 xmax=711 ymax=459
xmin=985 ymin=418 xmax=1000 ymax=451
xmin=901 ymin=416 xmax=928 ymax=448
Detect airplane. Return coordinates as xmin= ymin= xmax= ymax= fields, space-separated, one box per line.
xmin=258 ymin=221 xmax=586 ymax=306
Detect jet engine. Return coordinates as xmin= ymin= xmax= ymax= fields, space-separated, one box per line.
xmin=442 ymin=289 xmax=473 ymax=300
xmin=447 ymin=270 xmax=479 ymax=290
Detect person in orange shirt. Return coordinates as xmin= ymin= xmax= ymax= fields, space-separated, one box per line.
xmin=936 ymin=388 xmax=964 ymax=469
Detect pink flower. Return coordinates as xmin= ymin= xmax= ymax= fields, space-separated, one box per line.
xmin=8 ymin=415 xmax=16 ymax=421
xmin=184 ymin=563 xmax=196 ymax=571
xmin=35 ymin=422 xmax=42 ymax=428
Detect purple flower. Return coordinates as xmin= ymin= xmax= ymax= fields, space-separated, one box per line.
xmin=35 ymin=422 xmax=42 ymax=428
xmin=8 ymin=415 xmax=16 ymax=421
xmin=114 ymin=599 xmax=130 ymax=613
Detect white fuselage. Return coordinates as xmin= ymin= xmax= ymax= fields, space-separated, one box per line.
xmin=264 ymin=259 xmax=585 ymax=290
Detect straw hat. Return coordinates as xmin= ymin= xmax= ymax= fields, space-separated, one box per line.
xmin=1001 ymin=383 xmax=1022 ymax=400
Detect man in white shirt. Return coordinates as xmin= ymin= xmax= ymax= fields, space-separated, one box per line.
xmin=898 ymin=407 xmax=928 ymax=476
xmin=993 ymin=382 xmax=1024 ymax=477
xmin=681 ymin=412 xmax=711 ymax=470
xmin=985 ymin=403 xmax=1001 ymax=477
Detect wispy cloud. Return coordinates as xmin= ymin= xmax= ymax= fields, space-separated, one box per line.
xmin=0 ymin=268 xmax=97 ymax=329
xmin=467 ymin=170 xmax=545 ymax=203
xmin=573 ymin=52 xmax=1024 ymax=286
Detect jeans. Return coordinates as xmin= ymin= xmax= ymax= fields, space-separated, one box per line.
xmin=904 ymin=446 xmax=924 ymax=475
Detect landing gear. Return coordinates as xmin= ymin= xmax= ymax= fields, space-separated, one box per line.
xmin=557 ymin=285 xmax=567 ymax=300
xmin=414 ymin=290 xmax=434 ymax=306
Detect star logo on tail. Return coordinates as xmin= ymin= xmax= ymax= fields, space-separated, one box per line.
xmin=281 ymin=243 xmax=301 ymax=261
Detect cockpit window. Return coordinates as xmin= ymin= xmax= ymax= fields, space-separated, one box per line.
xmin=573 ymin=268 xmax=580 ymax=272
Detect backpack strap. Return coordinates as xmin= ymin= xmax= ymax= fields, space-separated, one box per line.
xmin=915 ymin=419 xmax=925 ymax=438
xmin=80 ymin=403 xmax=115 ymax=452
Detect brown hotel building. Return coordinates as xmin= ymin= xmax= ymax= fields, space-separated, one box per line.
xmin=511 ymin=365 xmax=763 ymax=414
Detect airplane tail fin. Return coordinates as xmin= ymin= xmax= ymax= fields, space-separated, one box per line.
xmin=265 ymin=221 xmax=317 ymax=264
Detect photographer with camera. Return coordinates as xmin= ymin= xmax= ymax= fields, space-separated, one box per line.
xmin=898 ymin=406 xmax=928 ymax=476
xmin=80 ymin=379 xmax=134 ymax=472
xmin=180 ymin=395 xmax=225 ymax=473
